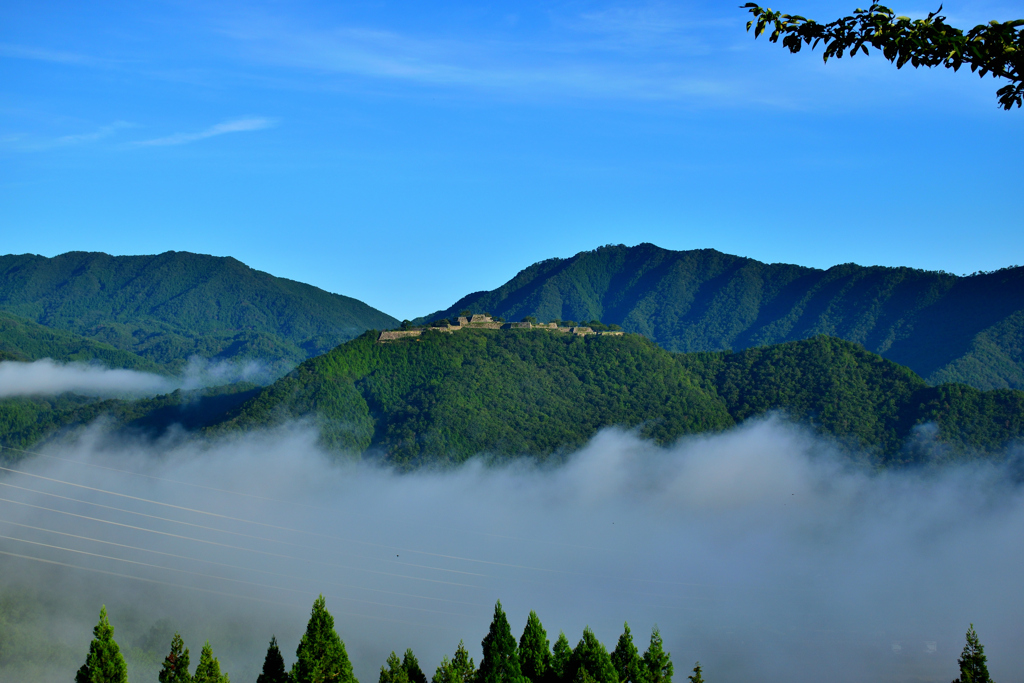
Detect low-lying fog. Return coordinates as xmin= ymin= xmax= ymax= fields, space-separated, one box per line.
xmin=0 ymin=357 xmax=273 ymax=398
xmin=0 ymin=418 xmax=1021 ymax=683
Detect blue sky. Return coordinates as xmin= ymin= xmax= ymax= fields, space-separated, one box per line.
xmin=2 ymin=0 xmax=1022 ymax=319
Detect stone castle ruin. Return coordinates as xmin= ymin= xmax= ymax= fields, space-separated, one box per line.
xmin=377 ymin=315 xmax=624 ymax=342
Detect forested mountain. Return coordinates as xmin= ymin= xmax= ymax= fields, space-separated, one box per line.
xmin=0 ymin=311 xmax=158 ymax=371
xmin=0 ymin=251 xmax=398 ymax=372
xmin=418 ymin=244 xmax=1024 ymax=390
xmin=211 ymin=330 xmax=1023 ymax=468
xmin=0 ymin=383 xmax=261 ymax=456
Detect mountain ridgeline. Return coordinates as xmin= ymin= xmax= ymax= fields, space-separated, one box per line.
xmin=1 ymin=246 xmax=1022 ymax=469
xmin=418 ymin=244 xmax=1024 ymax=390
xmin=0 ymin=251 xmax=398 ymax=372
xmin=212 ymin=330 xmax=1023 ymax=469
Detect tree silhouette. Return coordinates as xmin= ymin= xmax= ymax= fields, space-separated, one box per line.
xmin=742 ymin=3 xmax=1024 ymax=109
xmin=258 ymin=636 xmax=290 ymax=683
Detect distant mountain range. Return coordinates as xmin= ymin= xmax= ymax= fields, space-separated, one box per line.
xmin=0 ymin=251 xmax=398 ymax=372
xmin=1 ymin=245 xmax=1021 ymax=468
xmin=420 ymin=244 xmax=1024 ymax=390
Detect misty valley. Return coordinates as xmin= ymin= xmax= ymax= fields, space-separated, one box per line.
xmin=0 ymin=248 xmax=1021 ymax=682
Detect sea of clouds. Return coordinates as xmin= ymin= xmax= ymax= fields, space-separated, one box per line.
xmin=0 ymin=416 xmax=1021 ymax=683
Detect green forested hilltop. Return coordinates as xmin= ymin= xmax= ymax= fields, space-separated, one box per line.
xmin=0 ymin=311 xmax=159 ymax=371
xmin=212 ymin=331 xmax=1023 ymax=468
xmin=678 ymin=337 xmax=1023 ymax=463
xmin=214 ymin=329 xmax=735 ymax=467
xmin=418 ymin=244 xmax=1024 ymax=390
xmin=0 ymin=251 xmax=398 ymax=372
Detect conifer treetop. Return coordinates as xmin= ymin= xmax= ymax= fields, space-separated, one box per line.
xmin=75 ymin=606 xmax=129 ymax=683
xmin=551 ymin=633 xmax=572 ymax=683
xmin=193 ymin=640 xmax=230 ymax=683
xmin=292 ymin=595 xmax=357 ymax=683
xmin=519 ymin=611 xmax=552 ymax=683
xmin=569 ymin=627 xmax=618 ymax=683
xmin=611 ymin=623 xmax=646 ymax=683
xmin=479 ymin=601 xmax=527 ymax=683
xmin=159 ymin=632 xmax=192 ymax=683
xmin=642 ymin=628 xmax=672 ymax=683
xmin=954 ymin=624 xmax=993 ymax=683
xmin=258 ymin=636 xmax=290 ymax=683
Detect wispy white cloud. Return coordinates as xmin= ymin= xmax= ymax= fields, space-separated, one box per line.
xmin=54 ymin=121 xmax=135 ymax=145
xmin=0 ymin=359 xmax=172 ymax=398
xmin=0 ymin=121 xmax=135 ymax=152
xmin=0 ymin=42 xmax=114 ymax=67
xmin=568 ymin=4 xmax=728 ymax=54
xmin=218 ymin=9 xmax=743 ymax=104
xmin=0 ymin=357 xmax=273 ymax=398
xmin=132 ymin=117 xmax=276 ymax=146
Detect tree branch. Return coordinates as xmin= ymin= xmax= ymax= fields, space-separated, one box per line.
xmin=742 ymin=3 xmax=1024 ymax=109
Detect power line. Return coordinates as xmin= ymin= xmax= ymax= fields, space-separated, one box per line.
xmin=0 ymin=532 xmax=478 ymax=618
xmin=0 ymin=480 xmax=489 ymax=578
xmin=6 ymin=444 xmax=614 ymax=553
xmin=0 ymin=464 xmax=640 ymax=582
xmin=0 ymin=496 xmax=483 ymax=589
xmin=0 ymin=517 xmax=489 ymax=609
xmin=0 ymin=549 xmax=459 ymax=630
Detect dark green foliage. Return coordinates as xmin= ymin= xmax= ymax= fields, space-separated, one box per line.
xmin=519 ymin=611 xmax=551 ymax=683
xmin=432 ymin=641 xmax=476 ymax=683
xmin=381 ymin=652 xmax=411 ymax=683
xmin=0 ymin=251 xmax=397 ymax=372
xmin=5 ymin=331 xmax=1022 ymax=466
xmin=610 ymin=624 xmax=646 ymax=683
xmin=550 ymin=634 xmax=572 ymax=683
xmin=219 ymin=329 xmax=733 ymax=466
xmin=685 ymin=664 xmax=702 ymax=683
xmin=0 ymin=382 xmax=261 ymax=458
xmin=568 ymin=628 xmax=618 ymax=683
xmin=478 ymin=601 xmax=527 ymax=683
xmin=291 ymin=595 xmax=357 ymax=683
xmin=217 ymin=330 xmax=1024 ymax=467
xmin=680 ymin=336 xmax=1024 ymax=462
xmin=75 ymin=606 xmax=128 ymax=683
xmin=573 ymin=670 xmax=597 ymax=683
xmin=258 ymin=636 xmax=290 ymax=683
xmin=0 ymin=311 xmax=159 ymax=371
xmin=742 ymin=3 xmax=1023 ymax=110
xmin=953 ymin=624 xmax=993 ymax=683
xmin=403 ymin=649 xmax=428 ymax=683
xmin=192 ymin=640 xmax=229 ymax=683
xmin=158 ymin=632 xmax=192 ymax=683
xmin=909 ymin=384 xmax=1024 ymax=459
xmin=679 ymin=336 xmax=926 ymax=456
xmin=418 ymin=244 xmax=1024 ymax=390
xmin=641 ymin=628 xmax=672 ymax=683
